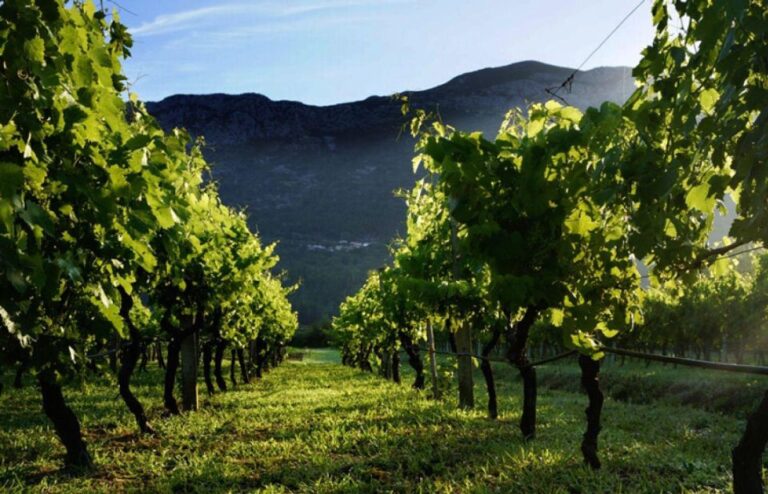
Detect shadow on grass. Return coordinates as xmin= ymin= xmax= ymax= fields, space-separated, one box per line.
xmin=0 ymin=361 xmax=747 ymax=493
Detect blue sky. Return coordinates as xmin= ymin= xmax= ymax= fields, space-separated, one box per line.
xmin=118 ymin=0 xmax=654 ymax=106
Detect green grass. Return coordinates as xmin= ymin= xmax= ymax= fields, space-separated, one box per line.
xmin=535 ymin=358 xmax=765 ymax=418
xmin=293 ymin=348 xmax=342 ymax=365
xmin=0 ymin=352 xmax=761 ymax=493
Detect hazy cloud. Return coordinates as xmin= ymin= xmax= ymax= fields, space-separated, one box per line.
xmin=131 ymin=0 xmax=410 ymax=37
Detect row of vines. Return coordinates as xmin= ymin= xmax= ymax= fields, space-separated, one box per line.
xmin=0 ymin=0 xmax=298 ymax=470
xmin=523 ymin=254 xmax=768 ymax=364
xmin=331 ymin=1 xmax=767 ymax=492
xmin=614 ymin=255 xmax=768 ymax=363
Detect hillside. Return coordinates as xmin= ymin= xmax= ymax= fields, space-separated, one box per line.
xmin=146 ymin=61 xmax=635 ymax=324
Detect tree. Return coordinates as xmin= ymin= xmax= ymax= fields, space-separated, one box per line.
xmin=413 ymin=103 xmax=643 ymax=464
xmin=619 ymin=2 xmax=767 ymax=490
xmin=0 ymin=0 xmax=298 ymax=470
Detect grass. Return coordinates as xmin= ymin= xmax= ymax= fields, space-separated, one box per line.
xmin=0 ymin=348 xmax=763 ymax=493
xmin=535 ymin=357 xmax=765 ymax=418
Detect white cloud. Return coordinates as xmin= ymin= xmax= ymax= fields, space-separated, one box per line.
xmin=131 ymin=5 xmax=245 ymax=36
xmin=208 ymin=14 xmax=380 ymax=39
xmin=153 ymin=12 xmax=382 ymax=53
xmin=130 ymin=0 xmax=409 ymax=37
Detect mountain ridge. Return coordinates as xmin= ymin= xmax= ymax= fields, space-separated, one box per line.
xmin=146 ymin=61 xmax=634 ymax=143
xmin=145 ymin=61 xmax=635 ymax=324
xmin=150 ymin=60 xmax=629 ymax=107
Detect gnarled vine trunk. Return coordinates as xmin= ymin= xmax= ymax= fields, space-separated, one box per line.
xmin=506 ymin=306 xmax=540 ymax=440
xmin=160 ymin=294 xmax=198 ymax=416
xmin=448 ymin=329 xmax=458 ymax=354
xmin=379 ymin=350 xmax=391 ymax=379
xmin=138 ymin=344 xmax=149 ymax=372
xmin=156 ymin=343 xmax=165 ymax=369
xmin=13 ymin=360 xmax=26 ymax=389
xmin=392 ymin=351 xmax=401 ymax=384
xmin=202 ymin=341 xmax=215 ymax=395
xmin=38 ymin=370 xmax=92 ymax=470
xmin=118 ymin=331 xmax=155 ymax=434
xmin=108 ymin=335 xmax=118 ymax=373
xmin=359 ymin=345 xmax=373 ymax=372
xmin=254 ymin=337 xmax=265 ymax=378
xmin=518 ymin=365 xmax=537 ymax=439
xmin=238 ymin=348 xmax=249 ymax=384
xmin=579 ymin=354 xmax=603 ymax=469
xmin=732 ymin=390 xmax=768 ymax=494
xmin=117 ymin=288 xmax=155 ymax=434
xmin=480 ymin=326 xmax=502 ymax=419
xmin=248 ymin=340 xmax=256 ymax=375
xmin=399 ymin=332 xmax=425 ymax=389
xmin=230 ymin=349 xmax=238 ymax=386
xmin=213 ymin=339 xmax=227 ymax=391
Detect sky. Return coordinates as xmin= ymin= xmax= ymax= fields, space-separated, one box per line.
xmin=117 ymin=0 xmax=655 ymax=106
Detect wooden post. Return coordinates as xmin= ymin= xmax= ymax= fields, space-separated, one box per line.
xmin=455 ymin=319 xmax=474 ymax=409
xmin=180 ymin=331 xmax=198 ymax=412
xmin=450 ymin=219 xmax=474 ymax=409
xmin=426 ymin=320 xmax=440 ymax=399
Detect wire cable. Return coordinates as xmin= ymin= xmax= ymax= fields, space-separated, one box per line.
xmin=546 ymin=0 xmax=647 ymax=103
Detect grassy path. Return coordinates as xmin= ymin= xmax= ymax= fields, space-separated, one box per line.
xmin=0 ymin=349 xmax=751 ymax=492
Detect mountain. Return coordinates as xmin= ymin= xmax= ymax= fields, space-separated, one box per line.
xmin=146 ymin=61 xmax=635 ymax=325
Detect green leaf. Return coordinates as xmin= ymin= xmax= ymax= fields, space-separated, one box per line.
xmin=550 ymin=308 xmax=565 ymax=327
xmin=7 ymin=269 xmax=27 ymax=293
xmin=95 ymin=297 xmax=125 ymax=336
xmin=0 ymin=122 xmax=18 ymax=151
xmin=699 ymin=88 xmax=719 ymax=114
xmin=128 ymin=150 xmax=148 ymax=171
xmin=559 ymin=106 xmax=582 ymax=123
xmin=23 ymin=134 xmax=37 ymax=162
xmin=412 ymin=155 xmax=422 ymax=174
xmin=652 ymin=0 xmax=666 ymax=25
xmin=125 ymin=134 xmax=152 ymax=151
xmin=145 ymin=190 xmax=178 ymax=229
xmin=544 ymin=100 xmax=562 ymax=112
xmin=23 ymin=163 xmax=47 ymax=190
xmin=710 ymin=257 xmax=730 ymax=277
xmin=19 ymin=201 xmax=55 ymax=236
xmin=96 ymin=283 xmax=112 ymax=308
xmin=685 ymin=183 xmax=715 ymax=212
xmin=55 ymin=257 xmax=83 ymax=283
xmin=0 ymin=304 xmax=30 ymax=347
xmin=526 ymin=118 xmax=545 ymax=137
xmin=119 ymin=231 xmax=157 ymax=272
xmin=664 ymin=219 xmax=677 ymax=238
xmin=0 ymin=199 xmax=14 ymax=234
xmin=0 ymin=162 xmax=24 ymax=197
xmin=73 ymin=57 xmax=94 ymax=86
xmin=564 ymin=209 xmax=598 ymax=236
xmin=23 ymin=37 xmax=45 ymax=64
xmin=60 ymin=24 xmax=86 ymax=54
xmin=155 ymin=205 xmax=178 ymax=229
xmin=596 ymin=322 xmax=619 ymax=338
xmin=0 ymin=305 xmax=16 ymax=335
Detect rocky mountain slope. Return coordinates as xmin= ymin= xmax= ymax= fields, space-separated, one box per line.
xmin=146 ymin=61 xmax=635 ymax=324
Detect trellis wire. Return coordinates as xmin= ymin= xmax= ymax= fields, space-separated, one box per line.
xmin=399 ymin=345 xmax=768 ymax=376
